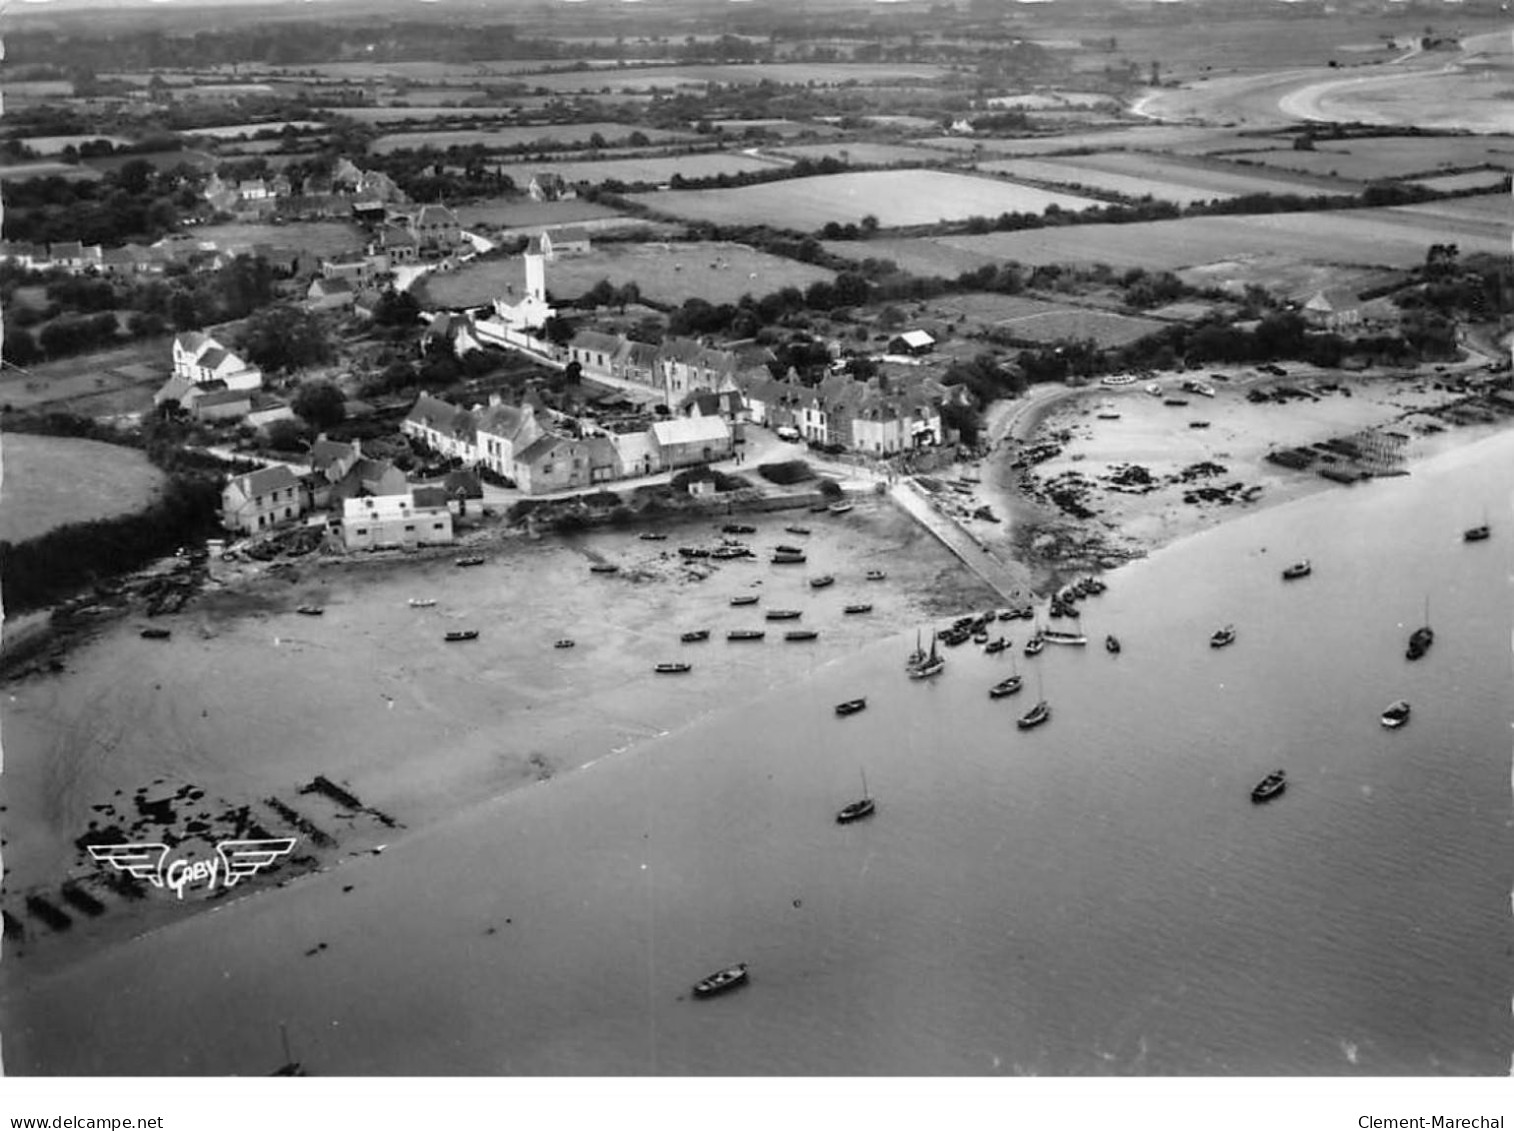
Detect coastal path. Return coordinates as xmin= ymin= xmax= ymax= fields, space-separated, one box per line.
xmin=888 ymin=478 xmax=1027 ymax=605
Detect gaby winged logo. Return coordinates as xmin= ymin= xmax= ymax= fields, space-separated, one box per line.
xmin=88 ymin=838 xmax=297 ymax=900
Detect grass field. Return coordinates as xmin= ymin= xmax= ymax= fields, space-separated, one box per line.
xmin=370 ymin=123 xmax=694 ymax=154
xmin=192 ymin=221 xmax=368 ymax=256
xmin=709 ymin=119 xmax=844 ymax=138
xmin=1014 ymin=151 xmax=1359 ymax=198
xmin=980 ymin=158 xmax=1233 ymax=205
xmin=179 ymin=121 xmax=326 ymax=140
xmin=512 ymin=62 xmax=955 ymax=93
xmin=328 ymin=106 xmax=521 ymax=124
xmin=0 ymin=434 xmax=166 ymax=544
xmin=451 ymin=199 xmax=625 ymax=231
xmin=921 ymin=293 xmax=1169 ymax=347
xmin=1233 ymin=136 xmax=1514 ymax=180
xmin=771 ymin=142 xmax=948 ymax=166
xmin=822 ymin=236 xmax=1004 ymax=278
xmin=647 ymin=170 xmax=1098 ymax=230
xmin=915 ymin=126 xmax=1286 ymax=159
xmin=0 ymin=341 xmax=171 ymax=418
xmin=14 ymin=134 xmax=134 ymax=155
xmin=490 ymin=152 xmax=778 ymax=187
xmin=1410 ymin=170 xmax=1510 ymax=192
xmin=419 ymin=241 xmax=833 ymax=309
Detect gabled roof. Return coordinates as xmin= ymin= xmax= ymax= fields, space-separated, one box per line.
xmin=310 ymin=437 xmax=359 ymax=473
xmin=198 ymin=347 xmax=229 ymax=371
xmin=514 ymin=434 xmax=565 ymax=466
xmin=570 ymin=330 xmax=623 ymax=357
xmin=475 ymin=402 xmax=531 ymax=441
xmin=414 ymin=203 xmax=458 ymax=227
xmin=232 ymin=464 xmax=299 ymax=499
xmin=895 ymin=330 xmax=935 ymax=348
xmin=405 ymin=392 xmax=475 ymax=439
xmin=195 ymin=387 xmax=253 ymax=409
xmin=615 ymin=339 xmax=662 ymax=368
xmin=174 ymin=331 xmax=209 ymax=355
xmin=412 ymin=485 xmax=449 ymax=509
xmin=546 ymin=226 xmax=592 ymax=244
xmin=651 ymin=416 xmax=731 ymax=446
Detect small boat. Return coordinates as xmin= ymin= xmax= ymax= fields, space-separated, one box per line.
xmin=727 ymin=630 xmax=765 ymax=641
xmin=553 ymin=638 xmax=575 ymax=649
xmin=785 ymin=630 xmax=819 ymax=642
xmin=972 ymin=630 xmax=989 ymax=644
xmin=906 ymin=629 xmax=927 ymax=669
xmin=865 ymin=569 xmax=886 ymax=581
xmin=681 ymin=630 xmax=711 ymax=643
xmin=984 ymin=637 xmax=1009 ymax=654
xmin=844 ymin=603 xmax=873 ymax=615
xmin=785 ymin=526 xmax=811 ymax=536
xmin=589 ymin=563 xmax=620 ymax=574
xmin=407 ymin=598 xmax=437 ymax=608
xmin=1281 ymin=560 xmax=1311 ymax=580
xmin=1210 ymin=625 xmax=1236 ymax=648
xmin=722 ymin=523 xmax=756 ymax=535
xmin=1105 ymin=634 xmax=1121 ymax=654
xmin=1016 ymin=699 xmax=1050 ymax=729
xmin=692 ymin=963 xmax=749 ymax=998
xmin=296 ymin=605 xmax=324 ymax=616
xmin=828 ymin=502 xmax=854 ymax=515
xmin=730 ymin=595 xmax=760 ymax=606
xmin=774 ymin=544 xmax=804 ymax=555
xmin=1380 ymin=700 xmax=1411 ymax=729
xmin=445 ymin=630 xmax=479 ymax=642
xmin=679 ymin=547 xmax=711 ymax=559
xmin=810 ymin=503 xmax=833 ymax=513
xmin=455 ymin=556 xmax=485 ymax=567
xmin=771 ymin=552 xmax=807 ymax=565
xmin=1464 ymin=524 xmax=1490 ymax=542
xmin=909 ymin=635 xmax=945 ymax=679
xmin=835 ymin=698 xmax=867 ymax=716
xmin=1251 ymin=770 xmax=1286 ymax=803
xmin=639 ymin=532 xmax=668 ymax=541
xmin=1406 ymin=596 xmax=1432 ymax=661
xmin=989 ymin=675 xmax=1023 ymax=699
xmin=1024 ymin=633 xmax=1045 ymax=657
xmin=766 ymin=609 xmax=802 ymax=621
xmin=997 ymin=608 xmax=1015 ymax=621
xmin=809 ymin=575 xmax=836 ymax=589
xmin=710 ymin=546 xmax=751 ymax=560
xmin=836 ymin=770 xmax=875 ymax=824
xmin=1042 ymin=629 xmax=1087 ymax=646
xmin=140 ymin=627 xmax=171 ymax=640
xmin=655 ymin=662 xmax=692 ymax=674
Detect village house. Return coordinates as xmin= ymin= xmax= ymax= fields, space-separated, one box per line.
xmin=221 ymin=464 xmax=304 ymax=534
xmin=1302 ymin=289 xmax=1363 ymax=332
xmin=340 ymin=493 xmax=453 ymax=552
xmin=659 ymin=338 xmax=739 ymax=402
xmin=374 ymin=225 xmax=419 ymax=264
xmin=681 ymin=390 xmax=746 ymax=423
xmin=511 ymin=433 xmax=599 ymax=495
xmin=540 ymin=227 xmax=591 ymax=260
xmin=650 ymin=415 xmax=733 ymax=470
xmin=421 ymin=311 xmax=484 ymax=356
xmin=609 ymin=427 xmax=658 ymax=479
xmin=189 ymin=385 xmax=255 ymax=423
xmin=612 ymin=339 xmax=662 ymax=390
xmin=889 ymin=330 xmax=936 ymax=356
xmin=169 ymin=331 xmax=263 ymax=392
xmin=567 ymin=330 xmax=623 ymax=381
xmin=402 ymin=203 xmax=463 ymax=256
xmin=473 ymin=398 xmax=542 ymax=479
xmin=306 ymin=276 xmax=356 ymax=311
xmin=526 ymin=172 xmax=576 ymax=202
xmin=402 ymin=392 xmax=477 ymax=460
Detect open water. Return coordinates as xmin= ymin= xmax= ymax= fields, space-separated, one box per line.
xmin=5 ymin=432 xmax=1511 ymax=1075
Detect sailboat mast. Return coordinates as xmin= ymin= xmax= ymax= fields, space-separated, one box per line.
xmin=861 ymin=768 xmax=869 ymax=799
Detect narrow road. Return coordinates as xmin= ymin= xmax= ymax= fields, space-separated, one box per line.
xmin=888 ymin=478 xmax=1027 ymax=604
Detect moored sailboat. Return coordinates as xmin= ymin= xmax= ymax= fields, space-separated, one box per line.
xmin=836 ymin=769 xmax=875 ymax=823
xmin=909 ymin=632 xmax=944 ymax=678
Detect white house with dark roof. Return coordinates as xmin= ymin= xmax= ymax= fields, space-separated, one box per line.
xmin=221 ymin=464 xmax=304 ymax=534
xmin=171 ymin=332 xmax=263 ymax=392
xmin=567 ymin=330 xmax=623 ymax=380
xmin=474 ymin=398 xmax=541 ymax=478
xmin=341 ymin=493 xmax=453 ymax=551
xmin=540 ymin=227 xmax=591 ymax=260
xmin=402 ymin=393 xmax=477 ymax=460
xmin=650 ymin=415 xmax=733 ymax=470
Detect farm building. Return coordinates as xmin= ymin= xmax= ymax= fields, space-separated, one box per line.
xmin=889 ymin=330 xmax=936 ymax=356
xmin=190 ymin=386 xmax=254 ymax=423
xmin=1302 ymin=289 xmax=1363 ymax=331
xmin=651 ymin=415 xmax=733 ymax=470
xmin=307 ymin=276 xmax=357 ymax=310
xmin=527 ymin=172 xmax=577 ymax=203
xmin=541 ymin=227 xmax=592 ymax=259
xmin=341 ymin=494 xmax=453 ymax=552
xmin=222 ymin=465 xmax=304 ymax=535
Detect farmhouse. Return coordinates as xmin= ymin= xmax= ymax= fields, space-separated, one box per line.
xmin=527 ymin=172 xmax=577 ymax=203
xmin=1302 ymin=289 xmax=1363 ymax=331
xmin=222 ymin=464 xmax=304 ymax=534
xmin=341 ymin=493 xmax=453 ymax=552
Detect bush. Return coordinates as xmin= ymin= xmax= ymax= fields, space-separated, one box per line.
xmin=816 ymin=477 xmax=844 ymax=500
xmin=580 ymin=490 xmax=621 ymax=509
xmin=755 ymin=459 xmax=815 ymax=486
xmin=552 ymin=511 xmax=591 ymax=534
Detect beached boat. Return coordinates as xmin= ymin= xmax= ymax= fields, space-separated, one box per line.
xmin=730 ymin=595 xmax=760 ymax=606
xmin=990 ymin=675 xmax=1023 ymax=699
xmin=1380 ymin=700 xmax=1411 ymax=729
xmin=771 ymin=552 xmax=807 ymax=565
xmin=727 ymin=630 xmax=765 ymax=641
xmin=710 ymin=546 xmax=751 ymax=560
xmin=1105 ymin=634 xmax=1121 ymax=654
xmin=296 ymin=605 xmax=324 ymax=616
xmin=554 ymin=638 xmax=575 ymax=649
xmin=865 ymin=569 xmax=886 ymax=581
xmin=140 ymin=627 xmax=171 ymax=640
xmin=639 ymin=532 xmax=668 ymax=541
xmin=835 ymin=698 xmax=867 ymax=717
xmin=589 ymin=563 xmax=620 ymax=574
xmin=809 ymin=575 xmax=835 ymax=589
xmin=445 ymin=630 xmax=479 ymax=642
xmin=836 ymin=771 xmax=875 ymax=824
xmin=655 ymin=662 xmax=692 ymax=674
xmin=407 ymin=598 xmax=437 ymax=608
xmin=1210 ymin=625 xmax=1237 ymax=648
xmin=785 ymin=630 xmax=819 ymax=642
xmin=722 ymin=523 xmax=756 ymax=535
xmin=1251 ymin=770 xmax=1286 ymax=803
xmin=679 ymin=547 xmax=711 ymax=559
xmin=774 ymin=544 xmax=803 ymax=555
xmin=765 ymin=609 xmax=802 ymax=621
xmin=785 ymin=526 xmax=811 ymax=536
xmin=455 ymin=556 xmax=485 ymax=567
xmin=1281 ymin=560 xmax=1311 ymax=580
xmin=1016 ymin=699 xmax=1050 ymax=729
xmin=692 ymin=963 xmax=749 ymax=998
xmin=828 ymin=502 xmax=855 ymax=515
xmin=972 ymin=630 xmax=989 ymax=644
xmin=681 ymin=630 xmax=711 ymax=643
xmin=1042 ymin=629 xmax=1087 ymax=646
xmin=984 ymin=637 xmax=1010 ymax=654
xmin=844 ymin=603 xmax=873 ymax=615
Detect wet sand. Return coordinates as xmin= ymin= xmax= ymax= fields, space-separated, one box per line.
xmin=0 ymin=496 xmax=998 ymax=977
